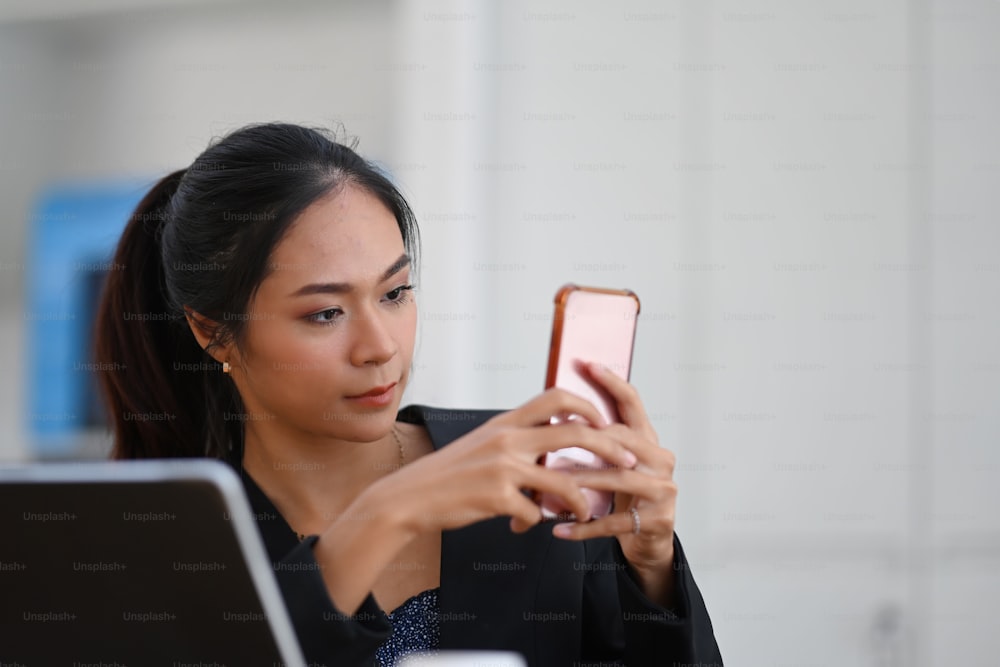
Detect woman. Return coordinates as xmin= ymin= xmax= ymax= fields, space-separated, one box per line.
xmin=95 ymin=123 xmax=723 ymax=666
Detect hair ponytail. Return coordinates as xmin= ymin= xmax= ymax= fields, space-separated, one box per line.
xmin=93 ymin=123 xmax=419 ymax=461
xmin=94 ymin=169 xmax=242 ymax=459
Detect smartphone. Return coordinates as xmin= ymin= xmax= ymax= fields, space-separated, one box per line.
xmin=536 ymin=284 xmax=640 ymax=520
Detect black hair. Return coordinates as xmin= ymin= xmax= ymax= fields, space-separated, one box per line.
xmin=94 ymin=123 xmax=420 ymax=459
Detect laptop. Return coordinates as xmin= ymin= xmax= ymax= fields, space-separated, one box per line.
xmin=0 ymin=458 xmax=306 ymax=666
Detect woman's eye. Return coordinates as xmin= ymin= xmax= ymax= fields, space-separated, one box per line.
xmin=309 ymin=308 xmax=343 ymax=325
xmin=385 ymin=284 xmax=414 ymax=303
xmin=309 ymin=286 xmax=412 ymax=325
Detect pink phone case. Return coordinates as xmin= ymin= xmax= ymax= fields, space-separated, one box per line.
xmin=537 ymin=284 xmax=640 ymax=520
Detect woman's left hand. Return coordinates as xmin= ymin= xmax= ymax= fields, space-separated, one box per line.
xmin=551 ymin=362 xmax=679 ymax=608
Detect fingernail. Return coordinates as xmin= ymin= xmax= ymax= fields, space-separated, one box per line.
xmin=589 ymin=362 xmax=606 ymax=374
xmin=553 ymin=523 xmax=573 ymax=538
xmin=623 ymin=450 xmax=638 ymax=467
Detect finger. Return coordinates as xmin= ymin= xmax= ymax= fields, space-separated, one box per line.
xmin=552 ymin=511 xmax=637 ymax=541
xmin=517 ymin=461 xmax=593 ymax=523
xmin=553 ymin=506 xmax=675 ymax=541
xmin=507 ymin=493 xmax=545 ymax=533
xmin=504 ymin=387 xmax=609 ymax=429
xmin=598 ymin=424 xmax=676 ymax=473
xmin=529 ymin=421 xmax=638 ymax=469
xmin=568 ymin=468 xmax=676 ymax=504
xmin=584 ymin=363 xmax=655 ymax=438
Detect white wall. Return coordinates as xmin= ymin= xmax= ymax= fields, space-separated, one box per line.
xmin=0 ymin=0 xmax=996 ymax=664
xmin=925 ymin=3 xmax=1000 ymax=666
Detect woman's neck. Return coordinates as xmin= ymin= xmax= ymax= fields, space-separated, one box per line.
xmin=239 ymin=420 xmax=412 ymax=537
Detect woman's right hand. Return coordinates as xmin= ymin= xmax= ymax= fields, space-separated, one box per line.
xmin=366 ymin=387 xmax=639 ymax=538
xmin=313 ymin=388 xmax=638 ymax=616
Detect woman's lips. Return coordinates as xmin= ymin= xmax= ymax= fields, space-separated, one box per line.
xmin=345 ymin=382 xmax=397 ymax=406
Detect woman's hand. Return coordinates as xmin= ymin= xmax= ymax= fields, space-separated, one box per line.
xmin=548 ymin=362 xmax=679 ymax=609
xmin=315 ymin=386 xmax=639 ymax=617
xmin=372 ymin=387 xmax=640 ymax=539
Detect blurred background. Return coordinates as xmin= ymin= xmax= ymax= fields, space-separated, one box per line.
xmin=0 ymin=0 xmax=997 ymax=664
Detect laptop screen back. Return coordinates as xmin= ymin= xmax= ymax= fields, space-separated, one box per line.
xmin=0 ymin=460 xmax=305 ymax=666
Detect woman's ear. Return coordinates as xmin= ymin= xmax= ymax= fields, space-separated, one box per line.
xmin=183 ymin=306 xmax=229 ymax=362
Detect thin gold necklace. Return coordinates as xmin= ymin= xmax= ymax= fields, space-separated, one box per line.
xmin=293 ymin=427 xmax=405 ymax=542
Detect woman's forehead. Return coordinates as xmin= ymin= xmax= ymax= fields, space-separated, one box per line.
xmin=262 ymin=186 xmax=405 ymax=292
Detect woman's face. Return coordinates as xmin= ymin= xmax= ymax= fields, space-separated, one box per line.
xmin=224 ymin=183 xmax=417 ymax=443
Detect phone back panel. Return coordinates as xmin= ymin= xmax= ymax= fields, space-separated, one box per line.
xmin=545 ymin=285 xmax=640 ymax=424
xmin=539 ymin=285 xmax=640 ymax=520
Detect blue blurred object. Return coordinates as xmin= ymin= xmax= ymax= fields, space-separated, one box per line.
xmin=25 ymin=180 xmax=150 ymax=457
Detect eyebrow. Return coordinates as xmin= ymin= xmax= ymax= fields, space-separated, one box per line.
xmin=289 ymin=253 xmax=411 ymax=298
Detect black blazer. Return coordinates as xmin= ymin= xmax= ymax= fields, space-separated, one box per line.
xmin=235 ymin=405 xmax=724 ymax=666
